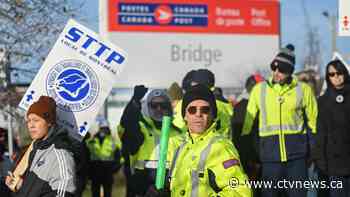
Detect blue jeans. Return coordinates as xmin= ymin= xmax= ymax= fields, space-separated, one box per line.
xmin=261 ymin=158 xmax=307 ymax=197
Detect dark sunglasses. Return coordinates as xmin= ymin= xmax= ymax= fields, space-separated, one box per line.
xmin=150 ymin=102 xmax=168 ymax=109
xmin=187 ymin=106 xmax=211 ymax=115
xmin=328 ymin=71 xmax=343 ymax=77
xmin=271 ymin=63 xmax=292 ymax=74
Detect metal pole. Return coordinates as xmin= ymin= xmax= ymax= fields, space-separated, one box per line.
xmin=7 ymin=104 xmax=13 ymax=161
xmin=104 ymin=96 xmax=108 ymax=121
xmin=331 ymin=14 xmax=337 ymax=54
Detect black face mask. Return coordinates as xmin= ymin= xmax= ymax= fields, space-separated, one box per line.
xmin=97 ymin=131 xmax=106 ymax=138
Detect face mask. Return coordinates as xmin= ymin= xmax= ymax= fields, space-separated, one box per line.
xmin=98 ymin=131 xmax=106 ymax=138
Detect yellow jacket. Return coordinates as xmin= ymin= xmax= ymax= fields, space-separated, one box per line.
xmin=242 ymin=77 xmax=318 ymax=162
xmin=169 ymin=122 xmax=252 ymax=197
xmin=87 ymin=134 xmax=117 ymax=161
xmin=129 ymin=117 xmax=182 ymax=170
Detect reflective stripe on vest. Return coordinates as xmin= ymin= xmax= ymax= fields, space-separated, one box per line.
xmin=260 ymin=82 xmax=303 ymax=134
xmin=134 ymin=128 xmax=161 ymax=170
xmin=192 ymin=136 xmax=222 ymax=197
xmin=260 ymin=82 xmax=268 ymax=128
xmin=169 ymin=136 xmax=223 ymax=197
xmin=169 ymin=141 xmax=187 ymax=179
xmin=134 ymin=160 xmax=170 ymax=169
xmin=154 ymin=133 xmax=160 ymax=161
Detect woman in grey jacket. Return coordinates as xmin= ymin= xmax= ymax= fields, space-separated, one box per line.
xmin=5 ymin=96 xmax=76 ymax=197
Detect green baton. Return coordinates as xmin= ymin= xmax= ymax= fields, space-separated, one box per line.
xmin=155 ymin=115 xmax=172 ymax=189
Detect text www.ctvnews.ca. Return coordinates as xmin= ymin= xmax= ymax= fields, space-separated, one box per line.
xmin=228 ymin=177 xmax=343 ymax=189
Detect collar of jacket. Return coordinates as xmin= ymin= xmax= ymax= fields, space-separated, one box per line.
xmin=33 ymin=126 xmax=69 ymax=150
xmin=267 ymin=76 xmax=298 ymax=93
xmin=186 ymin=120 xmax=218 ymax=144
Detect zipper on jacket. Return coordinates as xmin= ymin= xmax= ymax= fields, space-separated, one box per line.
xmin=279 ymin=96 xmax=287 ymax=162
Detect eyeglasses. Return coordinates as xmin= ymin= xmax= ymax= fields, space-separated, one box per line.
xmin=271 ymin=63 xmax=292 ymax=74
xmin=328 ymin=71 xmax=343 ymax=77
xmin=150 ymin=102 xmax=168 ymax=109
xmin=187 ymin=106 xmax=211 ymax=115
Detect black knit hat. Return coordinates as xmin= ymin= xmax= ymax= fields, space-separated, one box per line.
xmin=181 ymin=84 xmax=217 ymax=119
xmin=192 ymin=69 xmax=215 ymax=88
xmin=182 ymin=70 xmax=196 ymax=92
xmin=270 ymin=44 xmax=295 ymax=74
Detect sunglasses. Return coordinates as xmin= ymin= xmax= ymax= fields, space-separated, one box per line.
xmin=187 ymin=106 xmax=211 ymax=115
xmin=150 ymin=102 xmax=168 ymax=109
xmin=271 ymin=63 xmax=292 ymax=74
xmin=328 ymin=71 xmax=343 ymax=77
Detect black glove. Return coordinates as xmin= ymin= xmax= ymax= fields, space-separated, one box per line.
xmin=132 ymin=85 xmax=148 ymax=101
xmin=145 ymin=185 xmax=170 ymax=197
xmin=208 ymin=169 xmax=222 ymax=193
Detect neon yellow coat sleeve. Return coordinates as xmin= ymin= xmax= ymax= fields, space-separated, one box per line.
xmin=301 ymin=83 xmax=318 ymax=133
xmin=209 ymin=139 xmax=252 ymax=197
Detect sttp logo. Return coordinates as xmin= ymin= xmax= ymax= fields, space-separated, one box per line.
xmin=46 ymin=60 xmax=99 ymax=112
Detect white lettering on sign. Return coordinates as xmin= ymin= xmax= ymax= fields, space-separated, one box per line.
xmin=251 ymin=8 xmax=267 ymax=17
xmin=251 ymin=8 xmax=270 ymax=27
xmin=216 ymin=17 xmax=245 ymax=27
xmin=216 ymin=7 xmax=240 ymax=17
xmin=251 ymin=18 xmax=271 ymax=27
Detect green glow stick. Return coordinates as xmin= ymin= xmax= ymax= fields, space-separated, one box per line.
xmin=155 ymin=115 xmax=171 ymax=189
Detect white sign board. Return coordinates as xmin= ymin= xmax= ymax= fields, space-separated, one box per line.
xmin=19 ymin=19 xmax=128 ymax=138
xmin=100 ymin=0 xmax=280 ymax=88
xmin=339 ymin=0 xmax=350 ymax=36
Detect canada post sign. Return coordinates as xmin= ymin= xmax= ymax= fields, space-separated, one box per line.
xmin=108 ymin=0 xmax=279 ymax=34
xmin=118 ymin=3 xmax=208 ymax=26
xmin=19 ymin=19 xmax=128 ymax=138
xmin=102 ymin=0 xmax=279 ymax=88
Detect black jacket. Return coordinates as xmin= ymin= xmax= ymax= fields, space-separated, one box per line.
xmin=13 ymin=126 xmax=76 ymax=197
xmin=231 ymin=98 xmax=259 ymax=172
xmin=313 ymin=74 xmax=350 ymax=176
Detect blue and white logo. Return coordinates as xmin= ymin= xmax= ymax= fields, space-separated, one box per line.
xmin=46 ymin=60 xmax=99 ymax=112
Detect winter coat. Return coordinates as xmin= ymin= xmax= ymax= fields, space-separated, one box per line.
xmin=312 ymin=61 xmax=350 ymax=176
xmin=231 ymin=98 xmax=259 ymax=174
xmin=13 ymin=126 xmax=76 ymax=197
xmin=313 ymin=84 xmax=350 ymax=176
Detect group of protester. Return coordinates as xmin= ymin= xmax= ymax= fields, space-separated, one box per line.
xmin=1 ymin=43 xmax=350 ymax=197
xmin=118 ymin=44 xmax=350 ymax=197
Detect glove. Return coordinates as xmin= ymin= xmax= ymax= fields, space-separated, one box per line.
xmin=208 ymin=169 xmax=222 ymax=193
xmin=132 ymin=85 xmax=148 ymax=101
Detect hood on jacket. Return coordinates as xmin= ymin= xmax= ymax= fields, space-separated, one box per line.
xmin=325 ymin=59 xmax=350 ymax=92
xmin=142 ymin=89 xmax=173 ymax=122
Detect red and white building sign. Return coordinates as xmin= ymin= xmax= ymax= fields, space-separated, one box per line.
xmin=100 ymin=0 xmax=280 ymax=88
